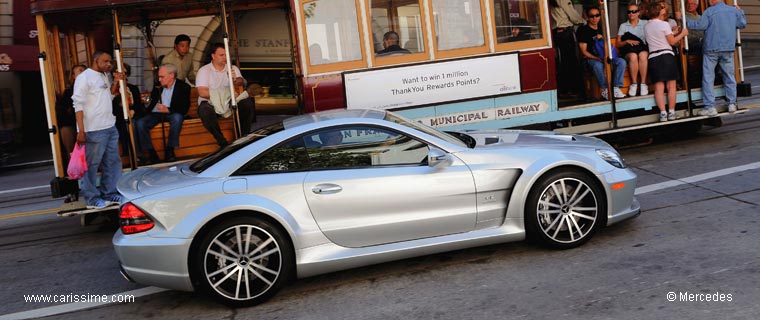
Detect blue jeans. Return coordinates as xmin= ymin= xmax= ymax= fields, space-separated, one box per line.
xmin=136 ymin=112 xmax=184 ymax=151
xmin=702 ymin=51 xmax=737 ymax=108
xmin=585 ymin=57 xmax=627 ymax=88
xmin=81 ymin=126 xmax=122 ymax=205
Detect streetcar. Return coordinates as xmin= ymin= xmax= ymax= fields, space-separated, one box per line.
xmin=31 ymin=0 xmax=749 ymax=219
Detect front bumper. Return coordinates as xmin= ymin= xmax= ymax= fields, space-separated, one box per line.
xmin=113 ymin=231 xmax=195 ymax=292
xmin=599 ymin=168 xmax=641 ymax=226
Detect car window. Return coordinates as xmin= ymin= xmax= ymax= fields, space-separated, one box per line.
xmin=190 ymin=121 xmax=285 ymax=173
xmin=237 ymin=138 xmax=311 ymax=174
xmin=305 ymin=126 xmax=430 ymax=169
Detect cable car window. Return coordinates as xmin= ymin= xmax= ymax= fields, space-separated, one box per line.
xmin=370 ymin=0 xmax=426 ymax=57
xmin=303 ymin=0 xmax=364 ymax=65
xmin=492 ymin=0 xmax=544 ymax=44
xmin=431 ymin=0 xmax=486 ymax=50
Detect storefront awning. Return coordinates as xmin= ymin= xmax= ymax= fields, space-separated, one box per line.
xmin=0 ymin=45 xmax=41 ymax=72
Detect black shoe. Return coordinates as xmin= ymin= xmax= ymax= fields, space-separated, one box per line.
xmin=138 ymin=155 xmax=152 ymax=166
xmin=165 ymin=147 xmax=176 ymax=162
xmin=149 ymin=149 xmax=160 ymax=163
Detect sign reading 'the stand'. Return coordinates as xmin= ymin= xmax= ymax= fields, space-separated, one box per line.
xmin=344 ymin=54 xmax=520 ymax=110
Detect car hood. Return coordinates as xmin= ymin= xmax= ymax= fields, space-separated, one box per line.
xmin=117 ymin=163 xmax=214 ymax=199
xmin=462 ymin=130 xmax=611 ymax=149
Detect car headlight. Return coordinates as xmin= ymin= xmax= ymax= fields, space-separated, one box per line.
xmin=596 ymin=149 xmax=626 ymax=168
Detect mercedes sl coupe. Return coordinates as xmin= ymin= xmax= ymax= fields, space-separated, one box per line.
xmin=114 ymin=109 xmax=640 ymax=306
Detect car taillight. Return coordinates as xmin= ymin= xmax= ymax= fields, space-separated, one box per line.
xmin=120 ymin=203 xmax=154 ymax=234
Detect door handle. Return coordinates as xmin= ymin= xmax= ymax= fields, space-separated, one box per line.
xmin=312 ymin=184 xmax=343 ymax=194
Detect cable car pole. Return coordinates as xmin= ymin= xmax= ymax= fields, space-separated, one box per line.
xmin=113 ymin=9 xmax=138 ymax=169
xmin=679 ymin=0 xmax=695 ymax=117
xmin=734 ymin=0 xmax=751 ymax=96
xmin=601 ymin=0 xmax=617 ymax=128
xmin=38 ymin=53 xmax=62 ymax=178
xmin=221 ymin=0 xmax=242 ymax=139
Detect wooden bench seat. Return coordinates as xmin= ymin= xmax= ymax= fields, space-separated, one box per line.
xmin=147 ymin=88 xmax=235 ymax=161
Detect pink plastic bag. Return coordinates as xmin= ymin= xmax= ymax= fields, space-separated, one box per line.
xmin=67 ymin=143 xmax=88 ymax=179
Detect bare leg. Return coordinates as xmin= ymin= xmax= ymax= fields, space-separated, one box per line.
xmin=654 ymin=81 xmax=666 ymax=112
xmin=639 ymin=51 xmax=649 ymax=84
xmin=666 ymin=80 xmax=677 ymax=111
xmin=626 ymin=52 xmax=639 ymax=83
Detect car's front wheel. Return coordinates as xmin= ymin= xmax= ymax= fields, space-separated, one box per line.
xmin=525 ymin=170 xmax=606 ymax=249
xmin=191 ymin=216 xmax=293 ymax=307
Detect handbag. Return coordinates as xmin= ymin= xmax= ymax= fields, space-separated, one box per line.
xmin=593 ymin=37 xmax=618 ymax=60
xmin=67 ymin=142 xmax=88 ymax=179
xmin=619 ymin=32 xmax=648 ymax=55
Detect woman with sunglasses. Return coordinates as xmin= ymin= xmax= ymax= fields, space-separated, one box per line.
xmin=617 ymin=1 xmax=649 ymax=97
xmin=644 ymin=0 xmax=688 ymax=121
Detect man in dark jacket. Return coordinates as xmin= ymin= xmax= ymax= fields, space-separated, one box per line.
xmin=376 ymin=31 xmax=411 ymax=56
xmin=136 ymin=63 xmax=191 ymax=163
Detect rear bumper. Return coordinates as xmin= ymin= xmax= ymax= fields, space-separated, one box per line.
xmin=113 ymin=231 xmax=194 ymax=292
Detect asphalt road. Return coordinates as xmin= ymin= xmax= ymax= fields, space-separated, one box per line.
xmin=1 ymin=79 xmax=759 ymax=319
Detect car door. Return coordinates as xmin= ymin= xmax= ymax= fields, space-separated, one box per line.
xmin=302 ymin=126 xmax=477 ymax=248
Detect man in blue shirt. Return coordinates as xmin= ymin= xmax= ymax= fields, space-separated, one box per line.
xmin=686 ymin=0 xmax=746 ymax=115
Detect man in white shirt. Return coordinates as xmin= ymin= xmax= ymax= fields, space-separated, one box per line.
xmin=72 ymin=51 xmax=125 ymax=209
xmin=196 ymin=43 xmax=254 ymax=147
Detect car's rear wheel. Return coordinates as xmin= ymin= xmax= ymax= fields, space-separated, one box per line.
xmin=191 ymin=216 xmax=293 ymax=307
xmin=525 ymin=170 xmax=606 ymax=249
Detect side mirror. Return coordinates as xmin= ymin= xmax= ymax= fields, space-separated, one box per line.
xmin=427 ymin=148 xmax=451 ymax=167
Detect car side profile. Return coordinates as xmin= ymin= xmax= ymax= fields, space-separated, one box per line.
xmin=114 ymin=109 xmax=640 ymax=306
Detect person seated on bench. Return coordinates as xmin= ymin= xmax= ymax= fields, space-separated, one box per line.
xmin=577 ymin=6 xmax=627 ymax=100
xmin=376 ymin=31 xmax=411 ymax=57
xmin=197 ymin=43 xmax=255 ymax=148
xmin=136 ymin=63 xmax=191 ymax=164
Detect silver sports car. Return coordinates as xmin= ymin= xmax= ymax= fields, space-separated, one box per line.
xmin=114 ymin=109 xmax=639 ymax=306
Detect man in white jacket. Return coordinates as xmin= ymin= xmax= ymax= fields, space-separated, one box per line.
xmin=72 ymin=51 xmax=125 ymax=209
xmin=196 ymin=43 xmax=255 ymax=147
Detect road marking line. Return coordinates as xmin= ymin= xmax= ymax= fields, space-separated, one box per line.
xmin=0 ymin=185 xmax=48 ymax=195
xmin=635 ymin=161 xmax=760 ymax=195
xmin=0 ymin=208 xmax=59 ymax=221
xmin=0 ymin=286 xmax=168 ymax=320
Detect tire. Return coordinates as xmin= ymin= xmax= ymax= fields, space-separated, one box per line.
xmin=525 ymin=170 xmax=606 ymax=249
xmin=191 ymin=216 xmax=294 ymax=307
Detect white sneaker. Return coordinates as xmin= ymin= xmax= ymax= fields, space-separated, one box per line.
xmin=698 ymin=108 xmax=718 ymax=117
xmin=601 ymin=88 xmax=609 ymax=100
xmin=668 ymin=111 xmax=677 ymax=121
xmin=629 ymin=84 xmax=638 ymax=97
xmin=639 ymin=84 xmax=649 ymax=95
xmin=728 ymin=103 xmax=737 ymax=113
xmin=613 ymin=87 xmax=626 ymax=98
xmin=659 ymin=112 xmax=668 ymax=122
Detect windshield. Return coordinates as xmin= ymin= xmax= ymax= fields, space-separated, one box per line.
xmin=188 ymin=121 xmax=285 ymax=173
xmin=384 ymin=112 xmax=469 ymax=148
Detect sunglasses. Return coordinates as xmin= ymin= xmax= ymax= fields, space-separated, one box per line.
xmin=589 ymin=14 xmax=601 ymax=18
xmin=628 ymin=9 xmax=639 ymax=14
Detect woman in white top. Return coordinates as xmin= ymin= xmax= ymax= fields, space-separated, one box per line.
xmin=644 ymin=0 xmax=688 ymax=122
xmin=617 ymin=1 xmax=649 ymax=97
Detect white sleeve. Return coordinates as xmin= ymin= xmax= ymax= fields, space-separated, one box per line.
xmin=195 ymin=66 xmax=209 ymax=88
xmin=71 ymin=73 xmax=88 ymax=113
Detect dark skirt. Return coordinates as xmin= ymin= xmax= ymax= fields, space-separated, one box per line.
xmin=648 ymin=53 xmax=679 ymax=83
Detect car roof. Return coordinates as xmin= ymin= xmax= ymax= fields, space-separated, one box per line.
xmin=282 ymin=109 xmax=387 ymax=130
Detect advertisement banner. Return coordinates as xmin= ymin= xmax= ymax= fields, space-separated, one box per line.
xmin=344 ymin=53 xmax=520 ymax=110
